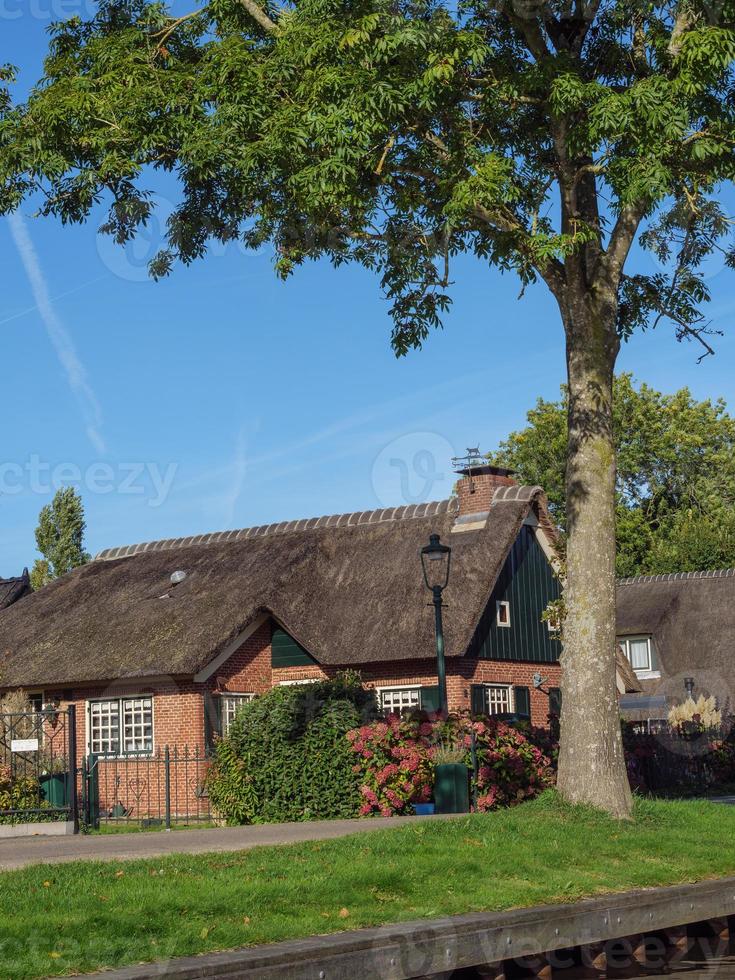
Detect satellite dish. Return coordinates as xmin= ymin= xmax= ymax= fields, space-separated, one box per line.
xmin=170 ymin=570 xmax=187 ymax=586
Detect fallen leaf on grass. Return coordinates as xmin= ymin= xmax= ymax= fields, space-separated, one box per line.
xmin=115 ymin=870 xmax=125 ymax=878
xmin=242 ymin=916 xmax=251 ymax=926
xmin=43 ymin=881 xmax=51 ymax=888
xmin=339 ymin=908 xmax=350 ymax=919
xmin=48 ymin=952 xmax=61 ymax=959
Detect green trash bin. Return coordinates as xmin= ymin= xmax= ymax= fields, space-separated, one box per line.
xmin=40 ymin=773 xmax=69 ymax=808
xmin=433 ymin=763 xmax=470 ymax=814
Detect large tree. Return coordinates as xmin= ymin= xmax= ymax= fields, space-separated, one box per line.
xmin=492 ymin=374 xmax=735 ymax=576
xmin=30 ymin=487 xmax=91 ymax=590
xmin=3 ymin=0 xmax=735 ymax=816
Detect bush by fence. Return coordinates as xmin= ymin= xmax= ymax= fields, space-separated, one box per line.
xmin=207 ymin=672 xmax=378 ymax=824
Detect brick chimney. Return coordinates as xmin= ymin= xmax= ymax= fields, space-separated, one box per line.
xmin=456 ymin=464 xmax=517 ymax=516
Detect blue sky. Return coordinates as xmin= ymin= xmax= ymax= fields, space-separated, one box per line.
xmin=3 ymin=10 xmax=735 ymax=575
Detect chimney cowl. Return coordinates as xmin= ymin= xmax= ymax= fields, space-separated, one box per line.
xmin=455 ymin=463 xmax=516 ymax=479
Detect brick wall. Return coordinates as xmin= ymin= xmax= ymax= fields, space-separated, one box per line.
xmin=456 ymin=466 xmax=517 ymax=515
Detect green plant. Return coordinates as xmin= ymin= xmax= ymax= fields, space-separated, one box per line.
xmin=207 ymin=672 xmax=378 ymax=824
xmin=0 ymin=765 xmax=52 ymax=824
xmin=433 ymin=741 xmax=467 ymax=765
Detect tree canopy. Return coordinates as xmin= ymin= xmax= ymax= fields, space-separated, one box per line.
xmin=1 ymin=0 xmax=734 ymax=353
xmin=491 ymin=374 xmax=735 ymax=576
xmin=30 ymin=487 xmax=91 ymax=590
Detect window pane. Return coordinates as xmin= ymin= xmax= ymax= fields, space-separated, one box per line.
xmin=381 ymin=688 xmax=420 ymax=718
xmin=485 ymin=685 xmax=512 ymax=715
xmin=222 ymin=694 xmax=254 ymax=734
xmin=629 ymin=639 xmax=650 ymax=671
xmin=121 ymin=697 xmax=153 ymax=753
xmin=90 ymin=700 xmax=120 ymax=755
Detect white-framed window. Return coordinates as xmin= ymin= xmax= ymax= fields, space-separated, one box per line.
xmin=496 ymin=600 xmax=511 ymax=628
xmin=484 ymin=684 xmax=514 ymax=715
xmin=379 ymin=687 xmax=421 ymax=717
xmin=89 ymin=697 xmax=153 ymax=756
xmin=221 ymin=693 xmax=255 ymax=733
xmin=619 ymin=635 xmax=656 ymax=675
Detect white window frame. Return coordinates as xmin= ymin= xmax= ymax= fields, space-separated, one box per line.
xmin=377 ymin=686 xmax=422 ymax=717
xmin=496 ymin=600 xmax=511 ymax=628
xmin=87 ymin=696 xmax=154 ymax=757
xmin=483 ymin=684 xmax=514 ymax=715
xmin=221 ymin=692 xmax=255 ymax=734
xmin=618 ymin=635 xmax=659 ymax=678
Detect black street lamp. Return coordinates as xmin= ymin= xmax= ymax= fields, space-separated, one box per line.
xmin=420 ymin=533 xmax=452 ymax=716
xmin=684 ymin=676 xmax=695 ymax=699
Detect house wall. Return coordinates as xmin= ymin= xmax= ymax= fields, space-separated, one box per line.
xmin=469 ymin=525 xmax=562 ymax=665
xmin=211 ymin=621 xmax=561 ymax=726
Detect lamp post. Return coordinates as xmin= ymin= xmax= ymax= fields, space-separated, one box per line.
xmin=684 ymin=676 xmax=695 ymax=699
xmin=420 ymin=533 xmax=452 ymax=716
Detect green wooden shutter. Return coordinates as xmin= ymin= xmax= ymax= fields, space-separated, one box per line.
xmin=203 ymin=692 xmax=221 ymax=755
xmin=419 ymin=686 xmax=440 ymax=712
xmin=513 ymin=685 xmax=531 ymax=720
xmin=549 ymin=687 xmax=562 ymax=717
xmin=470 ymin=685 xmax=486 ymax=716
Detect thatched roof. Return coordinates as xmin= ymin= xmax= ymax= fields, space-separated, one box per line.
xmin=615 ymin=648 xmax=643 ymax=694
xmin=0 ymin=569 xmax=30 ymax=611
xmin=616 ymin=569 xmax=735 ymax=700
xmin=0 ymin=491 xmax=546 ymax=688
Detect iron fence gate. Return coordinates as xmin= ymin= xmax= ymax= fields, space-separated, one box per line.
xmin=80 ymin=746 xmax=213 ymax=830
xmin=0 ymin=705 xmax=77 ymax=827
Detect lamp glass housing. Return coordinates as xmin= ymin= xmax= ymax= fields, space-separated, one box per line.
xmin=420 ymin=534 xmax=452 ymax=592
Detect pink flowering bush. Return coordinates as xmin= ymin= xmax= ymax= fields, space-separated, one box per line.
xmin=347 ymin=713 xmax=554 ymax=816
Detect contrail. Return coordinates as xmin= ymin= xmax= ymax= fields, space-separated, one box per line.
xmin=7 ymin=211 xmax=106 ymax=454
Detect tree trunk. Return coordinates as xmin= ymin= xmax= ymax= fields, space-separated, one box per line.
xmin=556 ymin=294 xmax=633 ymax=819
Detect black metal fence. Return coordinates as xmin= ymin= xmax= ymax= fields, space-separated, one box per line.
xmin=626 ymin=731 xmax=725 ymax=796
xmin=0 ymin=706 xmax=77 ymax=826
xmin=80 ymin=746 xmax=213 ymax=830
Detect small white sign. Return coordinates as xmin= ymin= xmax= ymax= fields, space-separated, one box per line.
xmin=11 ymin=738 xmax=39 ymax=753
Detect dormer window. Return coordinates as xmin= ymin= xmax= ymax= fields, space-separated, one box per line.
xmin=496 ymin=600 xmax=511 ymax=628
xmin=619 ymin=635 xmax=657 ymax=676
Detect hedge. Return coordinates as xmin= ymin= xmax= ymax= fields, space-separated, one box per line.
xmin=207 ymin=672 xmax=378 ymax=824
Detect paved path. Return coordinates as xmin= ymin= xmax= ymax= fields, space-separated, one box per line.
xmin=0 ymin=813 xmax=454 ymax=871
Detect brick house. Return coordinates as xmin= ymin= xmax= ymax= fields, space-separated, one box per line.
xmin=0 ymin=466 xmax=575 ymax=766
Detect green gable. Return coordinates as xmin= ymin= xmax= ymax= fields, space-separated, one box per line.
xmin=271 ymin=626 xmax=317 ymax=667
xmin=468 ymin=525 xmax=561 ymax=665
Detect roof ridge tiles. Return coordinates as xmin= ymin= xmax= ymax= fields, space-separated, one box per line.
xmin=94 ymin=496 xmax=461 ymax=561
xmin=618 ymin=568 xmax=735 ymax=585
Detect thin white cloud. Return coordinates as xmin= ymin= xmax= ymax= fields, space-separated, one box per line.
xmin=7 ymin=211 xmax=106 ymax=453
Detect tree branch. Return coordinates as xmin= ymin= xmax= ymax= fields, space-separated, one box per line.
xmin=238 ymin=0 xmax=278 ymax=33
xmin=600 ymin=201 xmax=646 ymax=282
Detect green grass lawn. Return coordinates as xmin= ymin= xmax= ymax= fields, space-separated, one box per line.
xmin=4 ymin=793 xmax=735 ymax=979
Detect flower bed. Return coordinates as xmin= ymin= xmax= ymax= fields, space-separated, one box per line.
xmin=348 ymin=713 xmax=555 ymax=816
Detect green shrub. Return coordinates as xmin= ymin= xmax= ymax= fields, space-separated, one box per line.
xmin=207 ymin=672 xmax=378 ymax=824
xmin=0 ymin=766 xmax=51 ymax=824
